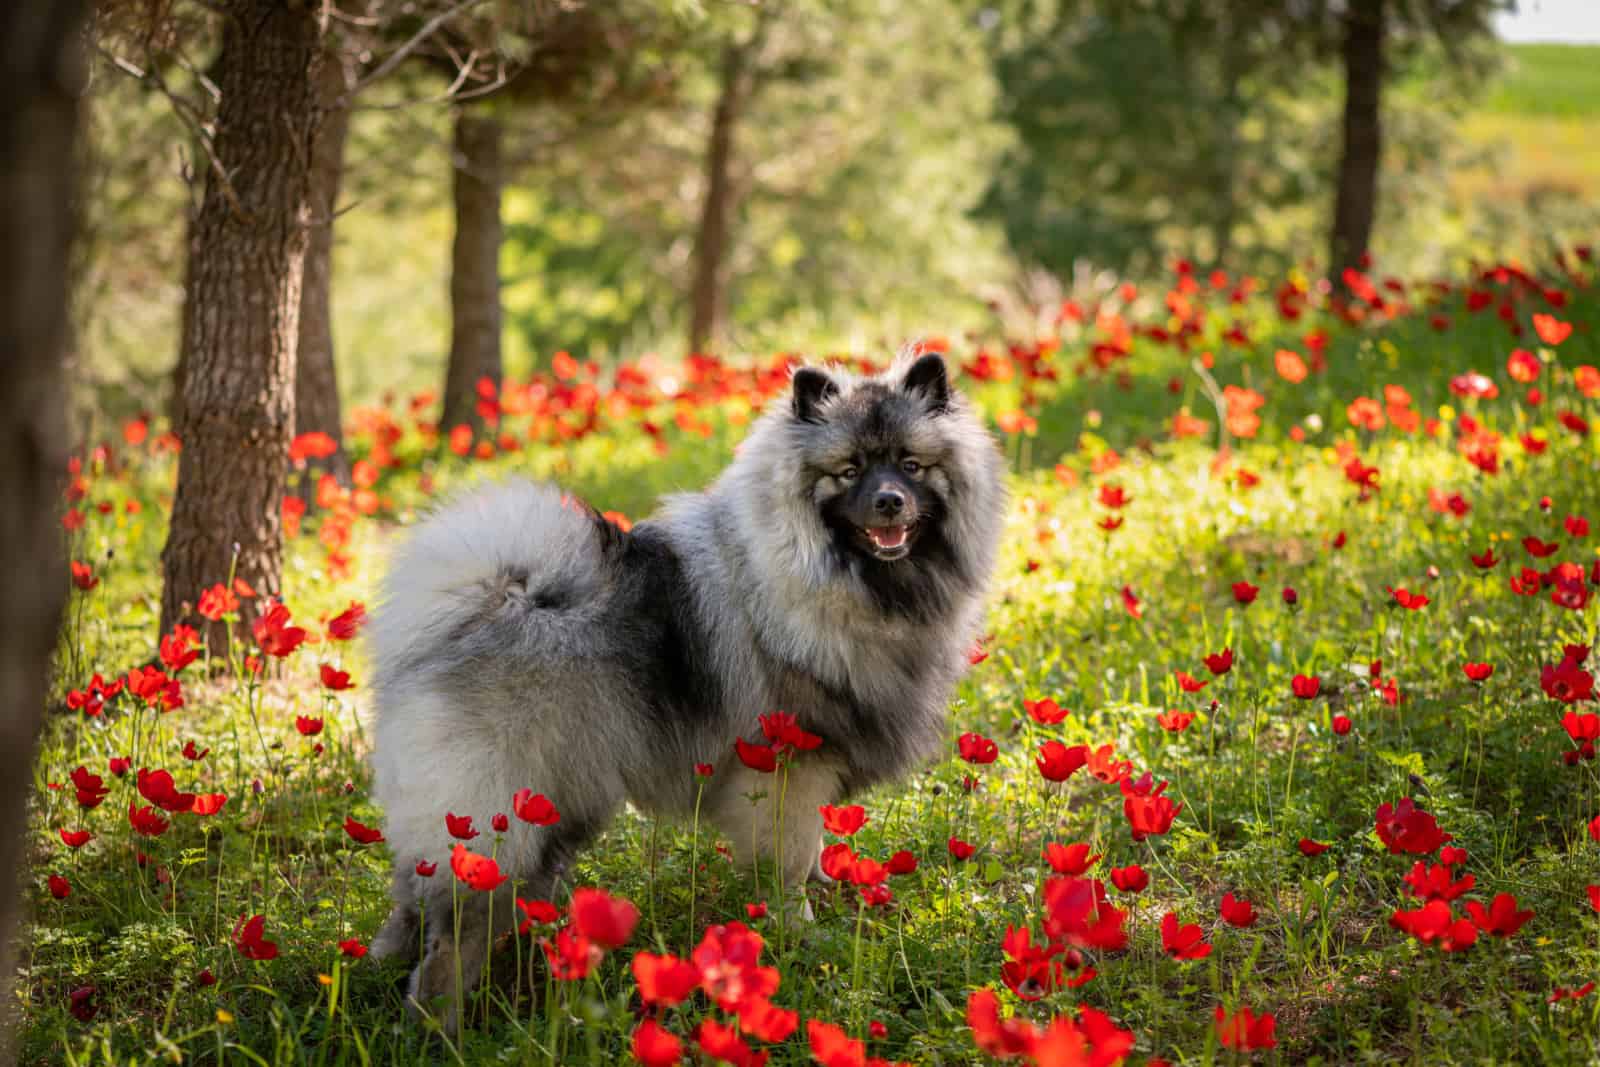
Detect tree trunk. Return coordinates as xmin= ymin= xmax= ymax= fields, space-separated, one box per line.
xmin=1329 ymin=0 xmax=1384 ymax=281
xmin=295 ymin=49 xmax=353 ymax=491
xmin=440 ymin=110 xmax=503 ymax=435
xmin=686 ymin=40 xmax=749 ymax=356
xmin=0 ymin=0 xmax=84 ymax=1050
xmin=159 ymin=0 xmax=324 ymax=647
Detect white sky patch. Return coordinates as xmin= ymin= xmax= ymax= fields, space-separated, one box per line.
xmin=1496 ymin=0 xmax=1600 ymax=43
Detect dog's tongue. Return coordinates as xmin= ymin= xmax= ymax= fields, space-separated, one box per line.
xmin=869 ymin=525 xmax=907 ymax=550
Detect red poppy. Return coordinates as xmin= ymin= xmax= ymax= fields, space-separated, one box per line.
xmin=967 ymin=988 xmax=1038 ymax=1059
xmin=820 ymin=804 xmax=867 ymax=836
xmin=48 ymin=874 xmax=71 ymax=900
xmin=1465 ymin=892 xmax=1534 ymax=938
xmin=1332 ymin=714 xmax=1353 ymax=735
xmin=570 ymin=887 xmax=639 ymax=949
xmin=159 ymin=629 xmax=199 ymax=673
xmin=1231 ymin=581 xmax=1259 ymax=605
xmin=445 ymin=812 xmax=479 ymax=840
xmin=1567 ymin=515 xmax=1591 ymax=539
xmin=1297 ymin=837 xmax=1330 ymax=856
xmin=294 ymin=715 xmax=324 ymax=736
xmin=1042 ymin=842 xmax=1100 ymax=876
xmin=181 ymin=740 xmax=209 ymax=761
xmin=1175 ymin=671 xmax=1207 ymax=693
xmin=1023 ymin=698 xmax=1068 ymax=724
xmin=1524 ymin=536 xmax=1560 ymax=559
xmin=1120 ymin=584 xmax=1143 ymax=618
xmin=1291 ymin=674 xmax=1320 ymax=699
xmin=196 ymin=583 xmax=239 ymax=621
xmin=544 ymin=926 xmax=597 ymax=981
xmin=252 ymin=601 xmax=307 ymax=658
xmin=344 ymin=816 xmax=384 ymax=845
xmin=738 ymin=997 xmax=798 ymax=1044
xmin=758 ymin=711 xmax=822 ymax=753
xmin=886 ymin=850 xmax=918 ymax=875
xmin=1587 ymin=885 xmax=1599 ymax=913
xmin=633 ymin=951 xmax=701 ymax=1007
xmin=233 ymin=914 xmax=279 ymax=960
xmin=339 ymin=939 xmax=367 ymax=958
xmin=68 ymin=985 xmax=96 ymax=1023
xmin=128 ymin=802 xmax=169 ymax=837
xmin=512 ymin=789 xmax=561 ymax=825
xmin=1390 ymin=900 xmax=1476 ymax=951
xmin=1203 ymin=647 xmax=1234 ymax=675
xmin=1086 ymin=743 xmax=1132 ymax=784
xmin=695 ymin=762 xmax=714 ymax=777
xmin=326 ymin=601 xmax=367 ymax=640
xmin=1375 ymin=798 xmax=1451 ymax=855
xmin=1160 ymin=912 xmax=1212 ymax=960
xmin=1097 ymin=484 xmax=1130 ymax=509
xmin=1549 ymin=983 xmax=1597 ymax=1004
xmin=515 ymin=897 xmax=559 ymax=932
xmin=1385 ymin=586 xmax=1429 ymax=610
xmin=1402 ymin=861 xmax=1475 ymax=902
xmin=414 ymin=859 xmax=437 ymax=877
xmin=1109 ymin=864 xmax=1148 ymax=893
xmin=632 ymin=1019 xmax=684 ymax=1067
xmin=449 ymin=843 xmax=507 ymax=891
xmin=1469 ymin=547 xmax=1499 ymax=569
xmin=59 ymin=828 xmax=91 ymax=849
xmin=695 ymin=1017 xmax=761 ymax=1066
xmin=1036 ymin=741 xmax=1089 ymax=782
xmin=1533 ymin=312 xmax=1572 ymax=345
xmin=1219 ymin=892 xmax=1257 ymax=927
xmin=745 ymin=901 xmax=767 ymax=919
xmin=1462 ymin=662 xmax=1494 ymax=682
xmin=947 ymin=837 xmax=975 ymax=861
xmin=137 ymin=769 xmax=195 ymax=813
xmin=71 ymin=766 xmax=109 ymax=809
xmin=319 ymin=664 xmax=354 ymax=690
xmin=1215 ymin=1005 xmax=1277 ymax=1051
xmin=192 ymin=792 xmax=227 ymax=816
xmin=735 ymin=737 xmax=778 ymax=774
xmin=958 ymin=732 xmax=999 ymax=765
xmin=1542 ymin=658 xmax=1595 ymax=704
xmin=1156 ymin=709 xmax=1195 ymax=732
xmin=1124 ymin=787 xmax=1181 ymax=841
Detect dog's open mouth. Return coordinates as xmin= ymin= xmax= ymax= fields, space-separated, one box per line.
xmin=859 ymin=521 xmax=918 ymax=561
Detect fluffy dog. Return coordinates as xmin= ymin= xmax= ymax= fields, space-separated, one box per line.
xmin=366 ymin=351 xmax=1004 ymax=1021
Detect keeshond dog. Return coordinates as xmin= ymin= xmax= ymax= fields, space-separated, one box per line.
xmin=366 ymin=351 xmax=1004 ymax=1020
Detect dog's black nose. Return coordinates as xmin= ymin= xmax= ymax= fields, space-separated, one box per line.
xmin=874 ymin=489 xmax=905 ymax=516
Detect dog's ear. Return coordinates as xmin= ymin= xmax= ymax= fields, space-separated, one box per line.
xmin=902 ymin=352 xmax=950 ymax=414
xmin=792 ymin=367 xmax=839 ymax=424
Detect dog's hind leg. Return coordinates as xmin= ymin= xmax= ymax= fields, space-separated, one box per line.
xmin=368 ymin=861 xmax=422 ymax=964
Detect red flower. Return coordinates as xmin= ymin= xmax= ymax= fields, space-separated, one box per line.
xmin=1533 ymin=312 xmax=1572 ymax=345
xmin=515 ymin=897 xmax=559 ymax=932
xmin=1390 ymin=900 xmax=1477 ymax=951
xmin=68 ymin=986 xmax=97 ymax=1022
xmin=1297 ymin=837 xmax=1330 ymax=856
xmin=59 ymin=828 xmax=91 ymax=849
xmin=1586 ymin=885 xmax=1599 ymax=913
xmin=1175 ymin=671 xmax=1207 ymax=693
xmin=1124 ymin=786 xmax=1181 ymax=841
xmin=1086 ymin=743 xmax=1132 ymax=783
xmin=1591 ymin=813 xmax=1600 ymax=842
xmin=512 ymin=789 xmax=561 ymax=826
xmin=1281 ymin=585 xmax=1299 ymax=606
xmin=1507 ymin=347 xmax=1541 ymax=382
xmin=1156 ymin=709 xmax=1195 ymax=732
xmin=319 ymin=664 xmax=354 ymax=690
xmin=1219 ymin=892 xmax=1256 ymax=927
xmin=1402 ymin=861 xmax=1475 ymax=902
xmin=490 ymin=812 xmax=509 ymax=833
xmin=1231 ymin=581 xmax=1259 ymax=605
xmin=326 ymin=601 xmax=367 ymax=640
xmin=1022 ymin=698 xmax=1068 ymax=724
xmin=1332 ymin=714 xmax=1352 ymax=735
xmin=196 ymin=583 xmax=239 ymax=621
xmin=414 ymin=859 xmax=437 ymax=877
xmin=344 ymin=816 xmax=384 ymax=845
xmin=179 ymin=740 xmax=208 ymax=762
xmin=1120 ymin=584 xmax=1143 ymax=618
xmin=1215 ymin=1005 xmax=1277 ymax=1051
xmin=1374 ymin=798 xmax=1451 ymax=855
xmin=1097 ymin=484 xmax=1130 ymax=509
xmin=570 ymin=887 xmax=639 ymax=949
xmin=947 ymin=836 xmax=975 ymax=860
xmin=1542 ymin=657 xmax=1595 ymax=703
xmin=159 ymin=629 xmax=199 ymax=672
xmin=544 ymin=926 xmax=597 ymax=981
xmin=735 ymin=737 xmax=778 ymax=774
xmin=233 ymin=914 xmax=279 ymax=960
xmin=1291 ymin=674 xmax=1320 ymax=699
xmin=294 ymin=715 xmax=324 ymax=736
xmin=745 ymin=901 xmax=767 ymax=919
xmin=759 ymin=711 xmax=822 ymax=753
xmin=449 ymin=843 xmax=507 ymax=891
xmin=695 ymin=762 xmax=714 ymax=777
xmin=137 ymin=768 xmax=195 ymax=813
xmin=48 ymin=874 xmax=71 ymax=899
xmin=958 ymin=732 xmax=998 ymax=765
xmin=820 ymin=804 xmax=867 ymax=837
xmin=1469 ymin=547 xmax=1499 ymax=569
xmin=445 ymin=812 xmax=479 ymax=840
xmin=633 ymin=951 xmax=701 ymax=1007
xmin=691 ymin=921 xmax=779 ymax=1013
xmin=192 ymin=792 xmax=227 ymax=816
xmin=886 ymin=850 xmax=918 ymax=875
xmin=1035 ymin=740 xmax=1089 ymax=782
xmin=632 ymin=1019 xmax=684 ymax=1067
xmin=1160 ymin=911 xmax=1212 ymax=960
xmin=1109 ymin=864 xmax=1148 ymax=893
xmin=967 ymin=988 xmax=1038 ymax=1059
xmin=1549 ymin=982 xmax=1597 ymax=1004
xmin=1565 ymin=514 xmax=1590 ymax=538
xmin=1523 ymin=535 xmax=1560 ymax=559
xmin=696 ymin=1018 xmax=761 ymax=1067
xmin=1042 ymin=842 xmax=1100 ymax=876
xmin=71 ymin=766 xmax=110 ymax=809
xmin=1385 ymin=585 xmax=1429 ymax=610
xmin=128 ymin=802 xmax=169 ymax=837
xmin=339 ymin=938 xmax=367 ymax=958
xmin=808 ymin=1019 xmax=870 ymax=1067
xmin=1042 ymin=876 xmax=1128 ymax=950
xmin=1203 ymin=647 xmax=1234 ymax=675
xmin=252 ymin=601 xmax=307 ymax=658
xmin=1462 ymin=662 xmax=1494 ymax=682
xmin=1465 ymin=892 xmax=1534 ymax=938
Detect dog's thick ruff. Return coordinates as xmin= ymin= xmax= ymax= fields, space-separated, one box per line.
xmin=367 ymin=352 xmax=1005 ymax=1019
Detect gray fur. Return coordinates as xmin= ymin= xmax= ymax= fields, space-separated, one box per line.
xmin=367 ymin=351 xmax=1004 ymax=1024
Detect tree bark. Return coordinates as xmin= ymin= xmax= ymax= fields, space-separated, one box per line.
xmin=0 ymin=0 xmax=84 ymax=1050
xmin=686 ymin=40 xmax=749 ymax=356
xmin=1329 ymin=0 xmax=1384 ymax=281
xmin=440 ymin=109 xmax=503 ymax=435
xmin=295 ymin=49 xmax=354 ymax=490
xmin=159 ymin=0 xmax=324 ymax=646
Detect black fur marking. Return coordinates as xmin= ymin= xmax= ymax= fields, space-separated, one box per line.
xmin=792 ymin=368 xmax=840 ymax=423
xmin=902 ymin=353 xmax=950 ymax=413
xmin=816 ymin=482 xmax=960 ymax=624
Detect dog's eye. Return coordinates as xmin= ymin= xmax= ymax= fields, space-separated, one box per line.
xmin=901 ymin=458 xmax=921 ymax=475
xmin=838 ymin=466 xmax=859 ymax=481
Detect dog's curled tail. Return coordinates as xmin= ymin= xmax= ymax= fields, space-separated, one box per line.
xmin=367 ymin=479 xmax=620 ymax=686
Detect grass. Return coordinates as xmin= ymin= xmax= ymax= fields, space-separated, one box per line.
xmin=24 ymin=253 xmax=1600 ymax=1065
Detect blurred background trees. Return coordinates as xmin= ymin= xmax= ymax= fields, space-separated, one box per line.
xmin=59 ymin=0 xmax=1593 ymax=639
